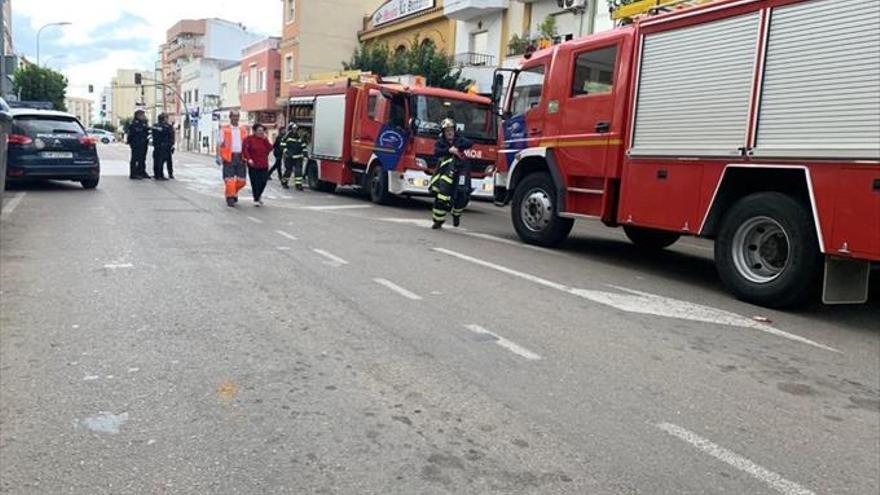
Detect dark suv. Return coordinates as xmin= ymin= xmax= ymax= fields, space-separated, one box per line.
xmin=6 ymin=109 xmax=100 ymax=189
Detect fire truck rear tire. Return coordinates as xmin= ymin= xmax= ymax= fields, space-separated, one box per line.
xmin=715 ymin=192 xmax=821 ymax=308
xmin=623 ymin=226 xmax=680 ymax=250
xmin=511 ymin=172 xmax=573 ymax=247
xmin=368 ymin=166 xmax=393 ymax=205
xmin=306 ymin=162 xmax=336 ymax=193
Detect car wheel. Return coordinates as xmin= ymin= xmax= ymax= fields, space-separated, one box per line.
xmin=511 ymin=172 xmax=573 ymax=247
xmin=715 ymin=192 xmax=821 ymax=308
xmin=368 ymin=165 xmax=393 ymax=205
xmin=623 ymin=226 xmax=681 ymax=250
xmin=101 ymin=137 xmax=110 ymax=144
xmin=81 ymin=178 xmax=99 ymax=189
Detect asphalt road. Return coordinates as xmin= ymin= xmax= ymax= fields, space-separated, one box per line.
xmin=1 ymin=144 xmax=878 ymax=495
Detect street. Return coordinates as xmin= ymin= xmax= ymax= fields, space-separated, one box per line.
xmin=1 ymin=145 xmax=878 ymax=494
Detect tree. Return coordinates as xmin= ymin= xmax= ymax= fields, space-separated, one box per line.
xmin=344 ymin=36 xmax=472 ymax=91
xmin=538 ymin=15 xmax=558 ymax=40
xmin=12 ymin=64 xmax=68 ymax=111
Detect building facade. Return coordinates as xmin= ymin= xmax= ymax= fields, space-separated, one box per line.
xmin=100 ymin=86 xmax=112 ymax=126
xmin=239 ymin=37 xmax=282 ymax=140
xmin=178 ymin=58 xmax=241 ymax=153
xmin=358 ymin=0 xmax=457 ymax=54
xmin=110 ymin=68 xmax=158 ymax=130
xmin=278 ymin=0 xmax=374 ymax=105
xmin=65 ymin=96 xmax=93 ymax=128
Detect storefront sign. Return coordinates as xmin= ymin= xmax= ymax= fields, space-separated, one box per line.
xmin=372 ymin=0 xmax=435 ymax=27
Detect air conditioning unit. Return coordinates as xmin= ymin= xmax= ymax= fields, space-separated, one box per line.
xmin=557 ymin=0 xmax=588 ymax=10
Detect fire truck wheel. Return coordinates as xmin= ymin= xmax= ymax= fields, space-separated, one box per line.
xmin=368 ymin=166 xmax=393 ymax=205
xmin=511 ymin=172 xmax=573 ymax=247
xmin=623 ymin=226 xmax=680 ymax=250
xmin=715 ymin=192 xmax=821 ymax=308
xmin=306 ymin=162 xmax=336 ymax=193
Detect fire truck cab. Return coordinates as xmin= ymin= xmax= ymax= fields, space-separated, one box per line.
xmin=493 ymin=0 xmax=880 ymax=307
xmin=286 ymin=75 xmax=498 ymax=204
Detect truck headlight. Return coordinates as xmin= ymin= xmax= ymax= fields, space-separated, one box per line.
xmin=415 ymin=157 xmax=428 ymax=170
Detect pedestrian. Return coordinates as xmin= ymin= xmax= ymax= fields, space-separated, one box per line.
xmin=268 ymin=130 xmax=284 ymax=182
xmin=127 ymin=109 xmax=150 ymax=180
xmin=243 ymin=123 xmax=274 ymax=207
xmin=217 ymin=110 xmax=248 ymax=207
xmin=430 ymin=118 xmax=473 ymax=229
xmin=150 ymin=113 xmax=175 ymax=180
xmin=281 ymin=123 xmax=306 ymax=191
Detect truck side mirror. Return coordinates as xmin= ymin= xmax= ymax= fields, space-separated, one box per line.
xmin=491 ymin=73 xmax=505 ymax=116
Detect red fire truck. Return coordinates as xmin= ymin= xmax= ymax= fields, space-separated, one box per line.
xmin=491 ymin=0 xmax=879 ymax=307
xmin=284 ymin=74 xmax=498 ymax=204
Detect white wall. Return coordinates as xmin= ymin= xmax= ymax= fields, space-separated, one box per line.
xmin=204 ymin=20 xmax=263 ymax=61
xmin=454 ymin=10 xmax=505 ymax=62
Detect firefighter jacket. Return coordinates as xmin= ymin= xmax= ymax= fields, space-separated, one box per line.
xmin=282 ymin=132 xmax=305 ymax=159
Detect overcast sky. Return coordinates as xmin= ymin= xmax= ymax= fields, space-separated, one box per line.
xmin=12 ymin=0 xmax=281 ymax=107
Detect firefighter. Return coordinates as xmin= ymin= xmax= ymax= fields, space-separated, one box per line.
xmin=150 ymin=113 xmax=175 ymax=180
xmin=127 ymin=109 xmax=150 ymax=180
xmin=268 ymin=130 xmax=284 ymax=182
xmin=430 ymin=118 xmax=473 ymax=229
xmin=281 ymin=123 xmax=306 ymax=191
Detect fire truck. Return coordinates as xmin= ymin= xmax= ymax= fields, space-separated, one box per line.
xmin=491 ymin=0 xmax=880 ymax=307
xmin=284 ymin=74 xmax=498 ymax=204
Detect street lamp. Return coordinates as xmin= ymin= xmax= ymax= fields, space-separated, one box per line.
xmin=36 ymin=22 xmax=71 ymax=66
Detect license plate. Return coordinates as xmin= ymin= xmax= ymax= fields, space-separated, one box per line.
xmin=41 ymin=152 xmax=73 ymax=159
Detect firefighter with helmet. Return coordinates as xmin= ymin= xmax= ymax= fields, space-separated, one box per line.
xmin=429 ymin=117 xmax=473 ymax=229
xmin=281 ymin=122 xmax=306 ymax=190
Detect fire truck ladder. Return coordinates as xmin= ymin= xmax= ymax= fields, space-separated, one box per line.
xmin=611 ymin=0 xmax=717 ymax=22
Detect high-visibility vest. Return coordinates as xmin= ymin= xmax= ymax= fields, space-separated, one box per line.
xmin=219 ymin=125 xmax=247 ymax=162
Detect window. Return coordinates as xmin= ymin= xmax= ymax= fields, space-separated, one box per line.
xmin=367 ymin=95 xmax=378 ymax=120
xmin=470 ymin=31 xmax=489 ymax=55
xmin=284 ymin=55 xmax=294 ymax=81
xmin=510 ymin=65 xmax=546 ymax=115
xmin=249 ymin=67 xmax=257 ymax=93
xmin=274 ymin=70 xmax=282 ymax=97
xmin=286 ymin=0 xmax=296 ymax=24
xmin=194 ymin=89 xmax=199 ymax=103
xmin=242 ymin=75 xmax=249 ymax=94
xmin=571 ymin=46 xmax=617 ymax=96
xmin=258 ymin=69 xmax=266 ymax=91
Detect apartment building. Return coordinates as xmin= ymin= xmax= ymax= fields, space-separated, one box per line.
xmin=110 ymin=68 xmax=158 ymax=130
xmin=65 ymin=96 xmax=93 ymax=128
xmin=358 ymin=0 xmax=457 ymax=54
xmin=240 ymin=37 xmax=282 ymax=140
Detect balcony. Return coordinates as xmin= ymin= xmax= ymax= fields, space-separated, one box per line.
xmin=444 ymin=0 xmax=509 ymax=21
xmin=454 ymin=52 xmax=496 ymax=67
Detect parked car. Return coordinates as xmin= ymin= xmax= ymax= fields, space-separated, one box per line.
xmin=86 ymin=128 xmax=115 ymax=144
xmin=6 ymin=109 xmax=100 ymax=189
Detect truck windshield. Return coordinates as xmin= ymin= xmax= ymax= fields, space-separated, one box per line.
xmin=412 ymin=95 xmax=497 ymax=142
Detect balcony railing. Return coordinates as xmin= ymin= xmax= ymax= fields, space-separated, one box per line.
xmin=454 ymin=52 xmax=496 ymax=67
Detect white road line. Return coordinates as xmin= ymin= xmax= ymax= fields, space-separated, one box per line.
xmin=312 ymin=248 xmax=349 ymax=266
xmin=373 ymin=278 xmax=422 ymax=300
xmin=1 ymin=192 xmax=25 ymax=218
xmin=434 ymin=248 xmax=839 ymax=353
xmin=275 ymin=230 xmax=298 ymax=241
xmin=246 ymin=216 xmax=263 ymax=224
xmin=656 ymin=422 xmax=815 ymax=495
xmin=464 ymin=324 xmax=541 ymax=360
xmin=379 ymin=217 xmax=561 ymax=255
xmin=276 ymin=246 xmax=291 ymax=251
xmin=103 ymin=263 xmax=134 ymax=269
xmin=302 ymin=204 xmax=373 ymax=211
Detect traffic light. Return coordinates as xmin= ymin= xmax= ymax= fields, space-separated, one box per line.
xmin=88 ymin=84 xmax=94 ymax=93
xmin=134 ymin=73 xmax=142 ymax=85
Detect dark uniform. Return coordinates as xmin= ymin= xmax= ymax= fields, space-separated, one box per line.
xmin=430 ymin=134 xmax=473 ymax=228
xmin=281 ymin=130 xmax=306 ymax=190
xmin=151 ymin=120 xmax=175 ymax=180
xmin=127 ymin=117 xmax=150 ymax=179
xmin=268 ymin=133 xmax=284 ymax=181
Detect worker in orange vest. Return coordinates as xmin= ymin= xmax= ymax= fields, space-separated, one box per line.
xmin=217 ymin=110 xmax=248 ymax=207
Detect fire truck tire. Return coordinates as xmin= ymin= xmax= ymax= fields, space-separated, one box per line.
xmin=306 ymin=162 xmax=336 ymax=193
xmin=715 ymin=192 xmax=821 ymax=308
xmin=368 ymin=165 xmax=393 ymax=205
xmin=623 ymin=226 xmax=680 ymax=250
xmin=511 ymin=172 xmax=573 ymax=247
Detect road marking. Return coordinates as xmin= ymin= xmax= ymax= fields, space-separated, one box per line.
xmin=103 ymin=263 xmax=134 ymax=269
xmin=302 ymin=204 xmax=373 ymax=211
xmin=275 ymin=230 xmax=298 ymax=241
xmin=246 ymin=216 xmax=263 ymax=224
xmin=380 ymin=217 xmax=561 ymax=255
xmin=312 ymin=248 xmax=349 ymax=266
xmin=656 ymin=422 xmax=815 ymax=495
xmin=1 ymin=192 xmax=25 ymax=218
xmin=276 ymin=246 xmax=291 ymax=251
xmin=434 ymin=248 xmax=838 ymax=353
xmin=373 ymin=278 xmax=422 ymax=300
xmin=464 ymin=324 xmax=541 ymax=360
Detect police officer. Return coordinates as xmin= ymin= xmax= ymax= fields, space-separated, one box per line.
xmin=281 ymin=123 xmax=306 ymax=191
xmin=151 ymin=113 xmax=175 ymax=180
xmin=127 ymin=109 xmax=150 ymax=179
xmin=430 ymin=118 xmax=473 ymax=229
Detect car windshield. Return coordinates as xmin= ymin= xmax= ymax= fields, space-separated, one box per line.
xmin=13 ymin=116 xmax=84 ymax=137
xmin=412 ymin=95 xmax=497 ymax=142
